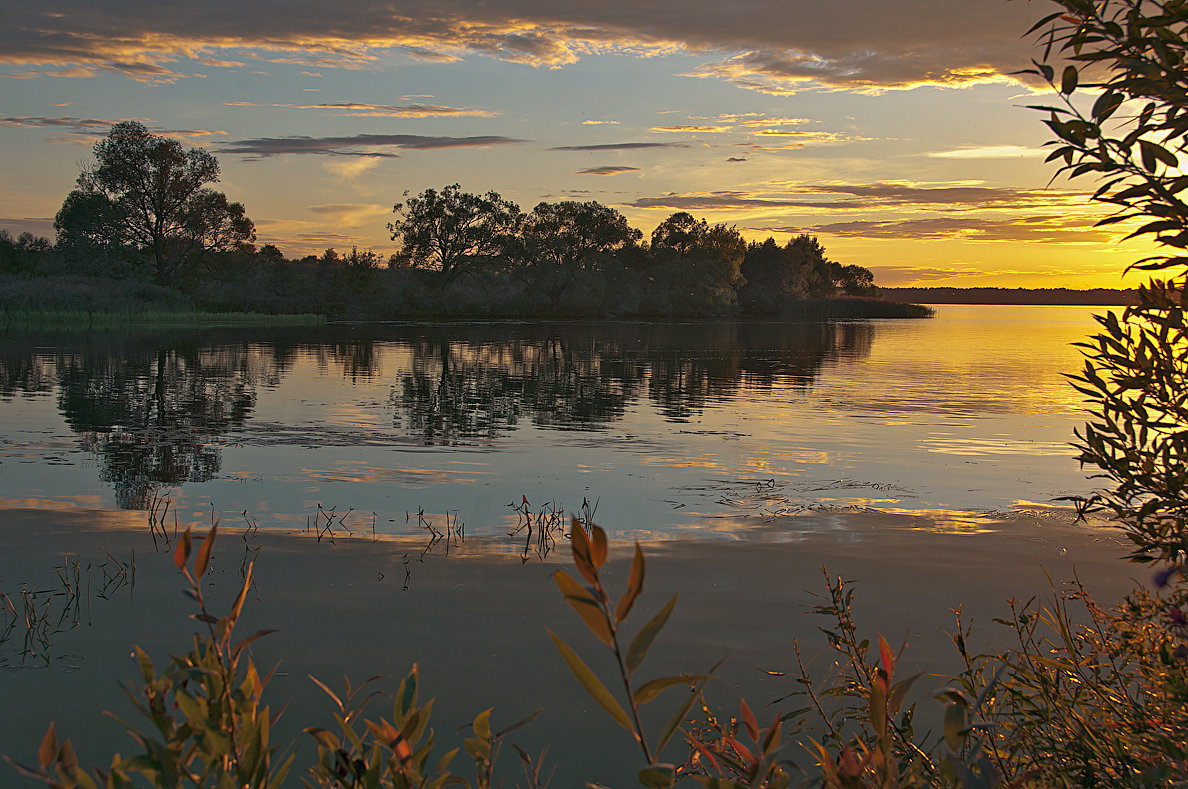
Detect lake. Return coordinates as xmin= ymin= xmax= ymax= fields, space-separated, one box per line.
xmin=0 ymin=305 xmax=1140 ymax=786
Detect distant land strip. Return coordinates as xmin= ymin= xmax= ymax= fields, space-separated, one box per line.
xmin=880 ymin=287 xmax=1137 ymax=306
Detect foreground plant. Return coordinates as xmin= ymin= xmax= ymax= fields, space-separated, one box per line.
xmin=6 ymin=524 xmax=294 ymax=788
xmin=6 ymin=527 xmax=542 ymax=789
xmin=547 ymin=517 xmax=718 ymax=788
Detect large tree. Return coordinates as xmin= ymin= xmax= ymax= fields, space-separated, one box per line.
xmin=388 ymin=184 xmax=521 ymax=280
xmin=644 ymin=212 xmax=746 ymax=314
xmin=512 ymin=200 xmax=642 ymax=308
xmin=54 ymin=121 xmax=254 ymax=283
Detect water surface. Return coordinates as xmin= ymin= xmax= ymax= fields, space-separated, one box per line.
xmin=0 ymin=305 xmax=1104 ymax=539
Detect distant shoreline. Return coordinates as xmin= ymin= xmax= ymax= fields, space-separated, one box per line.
xmin=880 ymin=286 xmax=1136 ymax=306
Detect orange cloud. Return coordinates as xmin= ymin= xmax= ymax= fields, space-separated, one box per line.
xmin=2 ymin=0 xmax=1041 ymax=91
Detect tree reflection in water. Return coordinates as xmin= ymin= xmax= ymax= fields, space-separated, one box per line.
xmin=0 ymin=321 xmax=875 ymax=507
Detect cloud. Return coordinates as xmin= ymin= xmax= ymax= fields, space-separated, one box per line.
xmin=551 ymin=141 xmax=687 ymax=151
xmin=626 ymin=183 xmax=1094 ymax=213
xmin=650 ymin=125 xmax=731 ymax=133
xmin=0 ymin=115 xmax=225 ymax=140
xmin=217 ymin=133 xmax=527 ymax=158
xmin=0 ymin=0 xmax=1041 ymax=91
xmin=582 ymin=119 xmax=620 ymax=125
xmin=782 ymin=215 xmax=1118 ymax=243
xmin=0 ymin=116 xmax=114 ymax=132
xmin=726 ymin=157 xmax=747 ymax=162
xmin=927 ymin=145 xmax=1040 ymax=159
xmin=576 ymin=165 xmax=641 ymax=175
xmin=284 ymin=102 xmax=498 ymax=118
xmin=307 ymin=203 xmax=391 ymax=224
xmin=322 ymin=156 xmax=385 ymax=180
xmin=630 ymin=192 xmax=844 ymax=211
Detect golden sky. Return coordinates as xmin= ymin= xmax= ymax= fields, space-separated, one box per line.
xmin=0 ymin=0 xmax=1157 ymax=287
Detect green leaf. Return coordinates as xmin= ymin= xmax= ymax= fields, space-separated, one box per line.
xmin=307 ymin=674 xmax=344 ymax=714
xmin=304 ymin=727 xmax=340 ymax=751
xmin=472 ymin=708 xmax=492 ymax=741
xmin=37 ymin=723 xmax=57 ymax=769
xmin=546 ymin=628 xmax=633 ymax=732
xmin=493 ymin=707 xmax=543 ymax=738
xmin=944 ymin=703 xmax=967 ymax=752
xmin=634 ymin=675 xmax=700 ymax=705
xmin=569 ymin=517 xmax=598 ymax=585
xmin=174 ymin=526 xmax=192 ymax=570
xmin=615 ymin=543 xmax=645 ymax=624
xmin=656 ymin=683 xmax=701 ymax=755
xmin=589 ymin=523 xmax=608 ymax=568
xmin=639 ymin=764 xmax=676 ymax=788
xmin=626 ymin=592 xmax=678 ymax=674
xmin=1061 ymin=64 xmax=1078 ymax=94
xmin=553 ymin=569 xmax=613 ymax=646
xmin=194 ymin=523 xmax=217 ymax=578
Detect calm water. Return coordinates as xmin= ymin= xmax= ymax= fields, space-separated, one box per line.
xmin=0 ymin=305 xmax=1103 ymax=540
xmin=0 ymin=305 xmax=1136 ymax=787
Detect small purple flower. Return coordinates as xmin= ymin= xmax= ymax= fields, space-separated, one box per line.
xmin=1171 ymin=607 xmax=1186 ymax=625
xmin=1154 ymin=566 xmax=1180 ymax=588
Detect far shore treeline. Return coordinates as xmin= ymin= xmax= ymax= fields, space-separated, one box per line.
xmin=0 ymin=121 xmax=932 ymax=322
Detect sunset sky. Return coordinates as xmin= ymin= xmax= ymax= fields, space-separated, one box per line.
xmin=0 ymin=0 xmax=1156 ymax=288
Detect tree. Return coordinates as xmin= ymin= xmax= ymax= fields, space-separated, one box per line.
xmin=512 ymin=200 xmax=642 ymax=309
xmin=388 ymin=184 xmax=521 ymax=280
xmin=644 ymin=212 xmax=746 ymax=314
xmin=1026 ymin=0 xmax=1188 ymax=571
xmin=832 ymin=262 xmax=875 ymax=294
xmin=54 ymin=121 xmax=253 ymax=284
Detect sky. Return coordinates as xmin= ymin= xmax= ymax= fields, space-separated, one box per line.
xmin=0 ymin=0 xmax=1157 ymax=288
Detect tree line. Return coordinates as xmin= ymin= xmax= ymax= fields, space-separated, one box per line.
xmin=3 ymin=121 xmax=878 ymax=319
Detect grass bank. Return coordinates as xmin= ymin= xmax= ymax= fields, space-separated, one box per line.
xmin=0 ymin=308 xmax=324 ymax=330
xmin=780 ymin=295 xmax=934 ymax=320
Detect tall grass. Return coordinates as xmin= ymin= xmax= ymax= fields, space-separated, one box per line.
xmin=0 ymin=309 xmax=324 ymax=330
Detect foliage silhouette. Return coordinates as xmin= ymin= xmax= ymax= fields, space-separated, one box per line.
xmin=55 ymin=122 xmax=254 ymax=285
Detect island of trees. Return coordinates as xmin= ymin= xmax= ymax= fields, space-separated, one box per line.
xmin=0 ymin=122 xmax=928 ymax=322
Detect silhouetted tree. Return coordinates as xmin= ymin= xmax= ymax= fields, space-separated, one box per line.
xmin=832 ymin=262 xmax=875 ymax=294
xmin=0 ymin=229 xmax=52 ymax=275
xmin=784 ymin=234 xmax=836 ymax=296
xmin=54 ymin=121 xmax=254 ymax=284
xmin=740 ymin=238 xmax=807 ymax=313
xmin=511 ymin=200 xmax=642 ymax=310
xmin=643 ymin=212 xmax=746 ymax=314
xmin=389 ymin=184 xmax=521 ymax=280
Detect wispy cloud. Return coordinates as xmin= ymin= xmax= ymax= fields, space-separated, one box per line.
xmin=576 ymin=165 xmax=641 ymax=175
xmin=0 ymin=116 xmax=114 ymax=132
xmin=927 ymin=145 xmax=1039 ymax=159
xmin=0 ymin=115 xmax=225 ymax=139
xmin=307 ymin=203 xmax=391 ymax=224
xmin=792 ymin=215 xmax=1117 ymax=243
xmin=551 ymin=141 xmax=687 ymax=151
xmin=650 ymin=125 xmax=731 ymax=133
xmin=218 ymin=133 xmax=527 ymax=158
xmin=581 ymin=119 xmax=619 ymax=125
xmin=282 ymin=102 xmax=498 ymax=118
xmin=628 ymin=183 xmax=1093 ymax=212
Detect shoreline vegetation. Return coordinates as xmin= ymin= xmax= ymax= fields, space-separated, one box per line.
xmin=0 ymin=271 xmax=931 ymax=328
xmin=881 ymin=286 xmax=1138 ymax=306
xmin=3 ymin=124 xmax=930 ymax=325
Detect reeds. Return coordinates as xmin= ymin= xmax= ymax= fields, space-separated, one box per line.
xmin=0 ymin=550 xmax=134 ymax=668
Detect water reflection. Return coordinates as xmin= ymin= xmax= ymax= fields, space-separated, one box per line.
xmin=0 ymin=321 xmax=874 ymax=508
xmin=389 ymin=321 xmax=874 ymax=438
